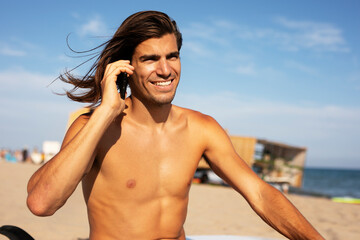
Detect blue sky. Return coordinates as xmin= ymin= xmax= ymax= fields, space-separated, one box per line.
xmin=0 ymin=0 xmax=359 ymax=169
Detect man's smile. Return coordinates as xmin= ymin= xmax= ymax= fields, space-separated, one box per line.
xmin=151 ymin=80 xmax=173 ymax=86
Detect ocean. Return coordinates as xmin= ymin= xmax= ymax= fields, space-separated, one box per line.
xmin=298 ymin=168 xmax=360 ymax=199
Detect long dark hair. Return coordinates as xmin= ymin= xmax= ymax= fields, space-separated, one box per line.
xmin=59 ymin=10 xmax=182 ymax=106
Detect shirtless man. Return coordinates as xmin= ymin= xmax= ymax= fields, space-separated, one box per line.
xmin=27 ymin=11 xmax=324 ymax=240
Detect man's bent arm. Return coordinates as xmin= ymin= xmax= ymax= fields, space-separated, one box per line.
xmin=201 ymin=115 xmax=324 ymax=240
xmin=248 ymin=181 xmax=324 ymax=240
xmin=27 ymin=105 xmax=117 ymax=216
xmin=27 ymin=60 xmax=132 ymax=216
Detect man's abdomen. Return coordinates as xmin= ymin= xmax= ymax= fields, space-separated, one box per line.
xmin=86 ymin=194 xmax=189 ymax=240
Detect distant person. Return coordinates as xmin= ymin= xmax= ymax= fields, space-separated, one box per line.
xmin=0 ymin=149 xmax=6 ymax=161
xmin=30 ymin=148 xmax=42 ymax=165
xmin=5 ymin=150 xmax=16 ymax=163
xmin=22 ymin=148 xmax=29 ymax=163
xmin=27 ymin=11 xmax=324 ymax=239
xmin=14 ymin=150 xmax=23 ymax=162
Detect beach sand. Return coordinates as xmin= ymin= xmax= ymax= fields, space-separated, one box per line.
xmin=0 ymin=160 xmax=359 ymax=240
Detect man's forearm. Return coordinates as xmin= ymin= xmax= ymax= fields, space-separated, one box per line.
xmin=27 ymin=106 xmax=116 ymax=216
xmin=253 ymin=184 xmax=324 ymax=240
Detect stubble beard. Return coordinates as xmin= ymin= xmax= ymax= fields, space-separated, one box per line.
xmin=148 ymin=90 xmax=177 ymax=106
xmin=130 ymin=87 xmax=177 ymax=108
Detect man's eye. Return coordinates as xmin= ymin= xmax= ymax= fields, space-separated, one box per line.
xmin=140 ymin=55 xmax=159 ymax=62
xmin=170 ymin=56 xmax=178 ymax=60
xmin=168 ymin=55 xmax=179 ymax=61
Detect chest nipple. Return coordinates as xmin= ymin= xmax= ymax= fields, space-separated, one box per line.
xmin=126 ymin=179 xmax=137 ymax=189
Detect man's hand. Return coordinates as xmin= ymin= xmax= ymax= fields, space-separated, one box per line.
xmin=100 ymin=60 xmax=134 ymax=116
xmin=26 ymin=60 xmax=135 ymax=216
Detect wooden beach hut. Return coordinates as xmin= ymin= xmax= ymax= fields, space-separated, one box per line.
xmin=197 ymin=135 xmax=307 ymax=189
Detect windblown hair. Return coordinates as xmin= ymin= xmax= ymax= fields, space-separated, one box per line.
xmin=59 ymin=10 xmax=182 ymax=106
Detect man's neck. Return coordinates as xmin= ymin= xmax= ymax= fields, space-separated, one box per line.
xmin=126 ymin=95 xmax=173 ymax=127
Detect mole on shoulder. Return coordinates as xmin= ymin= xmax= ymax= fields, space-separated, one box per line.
xmin=126 ymin=179 xmax=136 ymax=189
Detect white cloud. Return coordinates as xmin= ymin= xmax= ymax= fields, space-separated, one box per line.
xmin=10 ymin=37 xmax=38 ymax=50
xmin=0 ymin=67 xmax=79 ymax=105
xmin=176 ymin=92 xmax=360 ymax=130
xmin=213 ymin=19 xmax=238 ymax=30
xmin=0 ymin=68 xmax=54 ymax=90
xmin=0 ymin=68 xmax=84 ymax=149
xmin=57 ymin=54 xmax=74 ymax=63
xmin=174 ymin=92 xmax=360 ymax=166
xmin=79 ymin=15 xmax=107 ymax=36
xmin=235 ymin=64 xmax=256 ymax=76
xmin=71 ymin=12 xmax=81 ymax=20
xmin=183 ymin=41 xmax=213 ymax=57
xmin=0 ymin=38 xmax=42 ymax=57
xmin=184 ymin=17 xmax=349 ymax=53
xmin=274 ymin=17 xmax=349 ymax=52
xmin=284 ymin=60 xmax=318 ymax=75
xmin=0 ymin=44 xmax=26 ymax=57
xmin=231 ymin=64 xmax=285 ymax=80
xmin=182 ymin=22 xmax=230 ymax=46
xmin=0 ymin=93 xmax=81 ymax=149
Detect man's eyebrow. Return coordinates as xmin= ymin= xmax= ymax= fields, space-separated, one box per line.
xmin=167 ymin=51 xmax=180 ymax=58
xmin=139 ymin=54 xmax=160 ymax=61
xmin=139 ymin=51 xmax=179 ymax=61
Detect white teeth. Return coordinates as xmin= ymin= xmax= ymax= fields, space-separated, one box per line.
xmin=154 ymin=81 xmax=171 ymax=86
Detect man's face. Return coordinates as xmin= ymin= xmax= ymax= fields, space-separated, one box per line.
xmin=130 ymin=33 xmax=181 ymax=106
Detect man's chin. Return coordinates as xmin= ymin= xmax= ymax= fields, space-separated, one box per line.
xmin=150 ymin=94 xmax=176 ymax=106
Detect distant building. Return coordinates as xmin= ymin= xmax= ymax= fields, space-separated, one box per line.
xmin=198 ymin=135 xmax=307 ymax=189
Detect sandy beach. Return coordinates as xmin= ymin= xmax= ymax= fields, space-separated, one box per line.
xmin=0 ymin=160 xmax=359 ymax=240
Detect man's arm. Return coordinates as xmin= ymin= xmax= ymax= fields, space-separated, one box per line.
xmin=201 ymin=115 xmax=324 ymax=240
xmin=27 ymin=60 xmax=134 ymax=216
xmin=26 ymin=106 xmax=116 ymax=216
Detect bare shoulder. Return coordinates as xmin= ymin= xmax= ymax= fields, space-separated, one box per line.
xmin=61 ymin=112 xmax=93 ymax=148
xmin=172 ymin=105 xmax=214 ymax=122
xmin=173 ymin=105 xmax=233 ymax=163
xmin=172 ymin=105 xmax=223 ymax=135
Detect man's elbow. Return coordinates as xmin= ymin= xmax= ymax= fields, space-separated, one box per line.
xmin=26 ymin=194 xmax=57 ymax=217
xmin=248 ymin=182 xmax=283 ymax=210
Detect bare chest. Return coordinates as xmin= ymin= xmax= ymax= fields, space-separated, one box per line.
xmin=88 ymin=124 xmax=204 ymax=201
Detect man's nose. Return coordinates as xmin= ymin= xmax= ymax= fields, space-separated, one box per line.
xmin=156 ymin=59 xmax=171 ymax=78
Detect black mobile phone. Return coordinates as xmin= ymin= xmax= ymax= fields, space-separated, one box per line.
xmin=116 ymin=72 xmax=128 ymax=99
